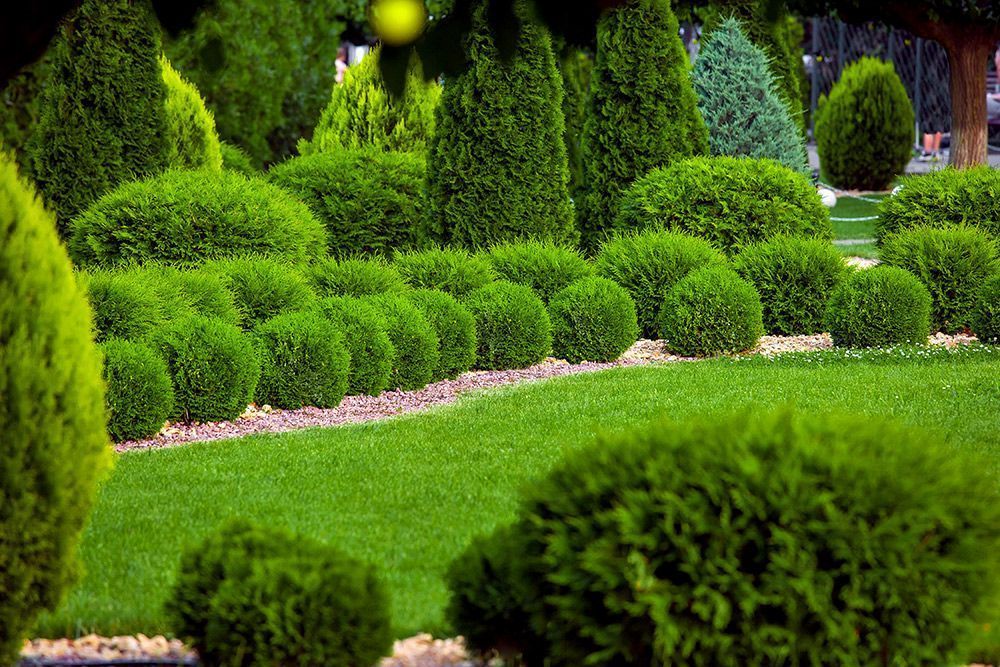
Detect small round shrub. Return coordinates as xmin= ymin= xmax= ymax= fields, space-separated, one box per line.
xmin=101 ymin=338 xmax=174 ymax=442
xmin=152 ymin=315 xmax=260 ymax=422
xmin=825 ymin=266 xmax=932 ymax=348
xmin=154 ymin=267 xmax=241 ymax=327
xmin=881 ymin=225 xmax=999 ymax=333
xmin=303 ymin=257 xmax=408 ymax=298
xmin=595 ymin=230 xmax=726 ymax=338
xmin=463 ymin=282 xmax=552 ymax=370
xmin=160 ymin=55 xmax=223 ymax=172
xmin=202 ymin=257 xmax=315 ymax=330
xmin=394 ymin=247 xmax=495 ymax=297
xmin=484 ymin=240 xmax=594 ymax=304
xmin=219 ymin=141 xmax=257 ymax=175
xmin=972 ymin=274 xmax=1000 ymax=344
xmin=406 ymin=289 xmax=477 ymax=381
xmin=268 ymin=150 xmax=427 ymax=257
xmin=733 ymin=237 xmax=850 ymax=335
xmin=363 ymin=294 xmax=440 ymax=391
xmin=549 ymin=277 xmax=639 ymax=363
xmin=659 ymin=266 xmax=764 ymax=357
xmin=68 ymin=169 xmax=327 ymax=268
xmin=80 ymin=269 xmax=166 ymax=342
xmin=253 ymin=312 xmax=350 ymax=409
xmin=311 ymin=297 xmax=396 ymax=395
xmin=615 ymin=156 xmax=832 ymax=254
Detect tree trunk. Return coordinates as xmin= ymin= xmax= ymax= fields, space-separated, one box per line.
xmin=943 ymin=35 xmax=993 ymax=168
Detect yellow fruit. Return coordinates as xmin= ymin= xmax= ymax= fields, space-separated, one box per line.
xmin=370 ymin=0 xmax=427 ymax=46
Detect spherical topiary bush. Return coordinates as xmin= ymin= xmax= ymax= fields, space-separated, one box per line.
xmin=363 ymin=294 xmax=440 ymax=391
xmin=595 ymin=230 xmax=726 ymax=338
xmin=615 ymin=156 xmax=832 ymax=254
xmin=268 ymin=150 xmax=427 ymax=257
xmin=973 ymin=274 xmax=1000 ymax=344
xmin=152 ymin=315 xmax=260 ymax=422
xmin=548 ymin=277 xmax=638 ymax=363
xmin=149 ymin=266 xmax=242 ymax=327
xmin=80 ymin=269 xmax=167 ymax=342
xmin=303 ymin=257 xmax=408 ymax=298
xmin=68 ymin=169 xmax=327 ymax=268
xmin=659 ymin=266 xmax=764 ymax=357
xmin=484 ymin=240 xmax=594 ymax=304
xmin=220 ymin=141 xmax=257 ymax=176
xmin=202 ymin=257 xmax=315 ymax=330
xmin=394 ymin=247 xmax=495 ymax=297
xmin=825 ymin=266 xmax=932 ymax=348
xmin=814 ymin=57 xmax=914 ymax=191
xmin=311 ymin=297 xmax=395 ymax=396
xmin=406 ymin=289 xmax=477 ymax=381
xmin=160 ymin=55 xmax=223 ymax=171
xmin=101 ymin=338 xmax=174 ymax=442
xmin=463 ymin=282 xmax=552 ymax=370
xmin=733 ymin=237 xmax=850 ymax=335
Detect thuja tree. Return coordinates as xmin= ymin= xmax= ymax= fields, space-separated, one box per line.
xmin=578 ymin=0 xmax=709 ymax=251
xmin=427 ymin=0 xmax=575 ymax=248
xmin=559 ymin=46 xmax=593 ymax=200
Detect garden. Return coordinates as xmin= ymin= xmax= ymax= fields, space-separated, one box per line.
xmin=2 ymin=0 xmax=1000 ymax=666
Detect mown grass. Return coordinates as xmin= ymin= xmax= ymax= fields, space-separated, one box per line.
xmin=38 ymin=346 xmax=1000 ymax=639
xmin=830 ymin=193 xmax=885 ymax=241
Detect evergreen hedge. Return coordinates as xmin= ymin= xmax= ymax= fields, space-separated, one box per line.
xmin=311 ymin=296 xmax=395 ymax=396
xmin=364 ymin=294 xmax=440 ymax=391
xmin=825 ymin=267 xmax=932 ymax=348
xmin=559 ymin=47 xmax=593 ymax=199
xmin=203 ymin=258 xmax=315 ymax=330
xmin=464 ymin=282 xmax=553 ymax=370
xmin=81 ymin=269 xmax=167 ymax=343
xmin=483 ymin=240 xmax=593 ymax=304
xmin=160 ymin=55 xmax=223 ymax=171
xmin=395 ymin=247 xmax=496 ymax=297
xmin=406 ymin=289 xmax=478 ymax=381
xmin=549 ymin=277 xmax=639 ymax=363
xmin=304 ymin=257 xmax=408 ymax=298
xmin=101 ymin=338 xmax=174 ymax=442
xmin=972 ymin=275 xmax=1000 ymax=344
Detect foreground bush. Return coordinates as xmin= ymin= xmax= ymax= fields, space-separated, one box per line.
xmin=394 ymin=248 xmax=495 ymax=297
xmin=304 ymin=257 xmax=407 ymax=298
xmin=407 ymin=290 xmax=477 ymax=381
xmin=972 ymin=275 xmax=1000 ymax=344
xmin=549 ymin=277 xmax=638 ymax=362
xmin=101 ymin=338 xmax=174 ymax=442
xmin=160 ymin=55 xmax=222 ymax=171
xmin=484 ymin=240 xmax=593 ymax=304
xmin=826 ymin=267 xmax=931 ymax=348
xmin=364 ymin=294 xmax=440 ymax=391
xmin=81 ymin=269 xmax=166 ymax=342
xmin=311 ymin=297 xmax=395 ymax=395
xmin=464 ymin=282 xmax=552 ymax=370
xmin=203 ymin=258 xmax=315 ymax=329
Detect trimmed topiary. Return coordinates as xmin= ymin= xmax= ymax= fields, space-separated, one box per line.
xmin=219 ymin=141 xmax=257 ymax=175
xmin=68 ymin=169 xmax=327 ymax=268
xmin=464 ymin=281 xmax=552 ymax=370
xmin=394 ymin=247 xmax=495 ymax=297
xmin=972 ymin=274 xmax=1000 ymax=344
xmin=363 ymin=294 xmax=440 ymax=391
xmin=549 ymin=277 xmax=639 ymax=363
xmin=484 ymin=240 xmax=594 ymax=304
xmin=814 ymin=57 xmax=914 ymax=191
xmin=152 ymin=315 xmax=260 ymax=422
xmin=616 ymin=156 xmax=833 ymax=254
xmin=733 ymin=237 xmax=850 ymax=335
xmin=202 ymin=257 xmax=315 ymax=330
xmin=825 ymin=266 xmax=932 ymax=348
xmin=311 ymin=296 xmax=395 ymax=396
xmin=426 ymin=0 xmax=576 ymax=248
xmin=160 ymin=55 xmax=223 ymax=171
xmin=0 ymin=155 xmax=110 ymax=664
xmin=147 ymin=266 xmax=242 ymax=327
xmin=253 ymin=312 xmax=349 ymax=409
xmin=101 ymin=338 xmax=174 ymax=442
xmin=578 ymin=0 xmax=709 ymax=251
xmin=304 ymin=257 xmax=408 ymax=298
xmin=268 ymin=150 xmax=427 ymax=257
xmin=595 ymin=230 xmax=726 ymax=338
xmin=80 ymin=269 xmax=167 ymax=342
xmin=406 ymin=289 xmax=478 ymax=381
xmin=659 ymin=266 xmax=764 ymax=357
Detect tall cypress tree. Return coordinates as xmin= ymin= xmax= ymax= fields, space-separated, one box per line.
xmin=426 ymin=0 xmax=575 ymax=248
xmin=578 ymin=0 xmax=709 ymax=252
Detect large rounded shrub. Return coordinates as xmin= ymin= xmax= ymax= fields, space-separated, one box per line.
xmin=268 ymin=150 xmax=427 ymax=257
xmin=814 ymin=57 xmax=914 ymax=191
xmin=733 ymin=237 xmax=849 ymax=335
xmin=659 ymin=266 xmax=764 ymax=357
xmin=101 ymin=338 xmax=174 ymax=442
xmin=160 ymin=55 xmax=223 ymax=171
xmin=464 ymin=282 xmax=552 ymax=370
xmin=972 ymin=274 xmax=1000 ymax=344
xmin=595 ymin=230 xmax=726 ymax=338
xmin=616 ymin=156 xmax=832 ymax=254
xmin=304 ymin=257 xmax=407 ymax=298
xmin=0 ymin=155 xmax=110 ymax=664
xmin=825 ymin=266 xmax=932 ymax=348
xmin=406 ymin=289 xmax=477 ymax=381
xmin=549 ymin=277 xmax=639 ymax=363
xmin=68 ymin=169 xmax=327 ymax=268
xmin=484 ymin=240 xmax=594 ymax=304
xmin=202 ymin=257 xmax=315 ymax=329
xmin=80 ymin=269 xmax=166 ymax=342
xmin=363 ymin=294 xmax=440 ymax=391
xmin=394 ymin=247 xmax=495 ymax=297
xmin=311 ymin=297 xmax=395 ymax=396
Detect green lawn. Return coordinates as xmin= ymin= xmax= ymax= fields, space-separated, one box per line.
xmin=38 ymin=346 xmax=1000 ymax=639
xmin=830 ymin=193 xmax=885 ymax=241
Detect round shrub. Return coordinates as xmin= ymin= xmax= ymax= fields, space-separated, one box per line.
xmin=219 ymin=141 xmax=257 ymax=176
xmin=363 ymin=294 xmax=440 ymax=391
xmin=153 ymin=315 xmax=260 ymax=422
xmin=101 ymin=338 xmax=174 ymax=442
xmin=615 ymin=156 xmax=832 ymax=254
xmin=484 ymin=240 xmax=594 ymax=304
xmin=733 ymin=237 xmax=850 ymax=335
xmin=311 ymin=297 xmax=395 ymax=396
xmin=304 ymin=257 xmax=407 ymax=298
xmin=253 ymin=312 xmax=350 ymax=409
xmin=972 ymin=274 xmax=1000 ymax=345
xmin=814 ymin=56 xmax=914 ymax=191
xmin=160 ymin=55 xmax=223 ymax=171
xmin=394 ymin=247 xmax=495 ymax=297
xmin=549 ymin=277 xmax=638 ymax=363
xmin=80 ymin=269 xmax=166 ymax=342
xmin=268 ymin=150 xmax=427 ymax=257
xmin=463 ymin=282 xmax=552 ymax=370
xmin=595 ymin=230 xmax=726 ymax=338
xmin=68 ymin=169 xmax=327 ymax=268
xmin=152 ymin=267 xmax=241 ymax=327
xmin=406 ymin=289 xmax=477 ymax=381
xmin=825 ymin=266 xmax=932 ymax=348
xmin=202 ymin=257 xmax=315 ymax=330
xmin=659 ymin=266 xmax=764 ymax=357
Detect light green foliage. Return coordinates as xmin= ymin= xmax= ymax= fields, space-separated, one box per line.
xmin=310 ymin=296 xmax=395 ymax=396
xmin=973 ymin=274 xmax=1000 ymax=344
xmin=219 ymin=141 xmax=257 ymax=175
xmin=464 ymin=281 xmax=552 ymax=370
xmin=395 ymin=247 xmax=495 ymax=297
xmin=407 ymin=289 xmax=478 ymax=381
xmin=160 ymin=55 xmax=223 ymax=171
xmin=483 ymin=240 xmax=593 ymax=304
xmin=363 ymin=293 xmax=440 ymax=391
xmin=101 ymin=339 xmax=174 ymax=442
xmin=304 ymin=257 xmax=408 ymax=298
xmin=826 ymin=266 xmax=932 ymax=347
xmin=549 ymin=277 xmax=639 ymax=363
xmin=202 ymin=257 xmax=315 ymax=330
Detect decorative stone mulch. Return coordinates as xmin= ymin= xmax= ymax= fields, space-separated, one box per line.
xmin=20 ymin=635 xmax=194 ymax=665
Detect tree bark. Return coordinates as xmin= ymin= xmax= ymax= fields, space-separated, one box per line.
xmin=942 ymin=34 xmax=994 ymax=168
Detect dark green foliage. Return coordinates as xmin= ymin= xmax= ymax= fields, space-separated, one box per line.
xmin=734 ymin=237 xmax=850 ymax=335
xmin=0 ymin=155 xmax=110 ymax=664
xmin=815 ymin=57 xmax=914 ymax=190
xmin=152 ymin=315 xmax=260 ymax=422
xmin=80 ymin=270 xmax=166 ymax=342
xmin=483 ymin=240 xmax=593 ymax=304
xmin=463 ymin=282 xmax=552 ymax=370
xmin=219 ymin=141 xmax=257 ymax=176
xmin=659 ymin=266 xmax=764 ymax=356
xmin=616 ymin=156 xmax=833 ymax=254
xmin=825 ymin=266 xmax=932 ymax=347
xmin=549 ymin=277 xmax=639 ymax=362
xmin=559 ymin=48 xmax=593 ymax=199
xmin=881 ymin=225 xmax=999 ymax=333
xmin=268 ymin=150 xmax=427 ymax=257
xmin=427 ymin=0 xmax=576 ymax=248
xmin=253 ymin=312 xmax=350 ymax=409
xmin=101 ymin=339 xmax=174 ymax=442
xmin=69 ymin=170 xmax=327 ymax=268
xmin=407 ymin=289 xmax=478 ymax=381
xmin=310 ymin=297 xmax=395 ymax=396
xmin=304 ymin=257 xmax=408 ymax=298
xmin=30 ymin=0 xmax=169 ymax=229
xmin=394 ymin=247 xmax=495 ymax=297
xmin=595 ymin=230 xmax=726 ymax=337
xmin=363 ymin=294 xmax=440 ymax=390
xmin=972 ymin=274 xmax=1000 ymax=344
xmin=0 ymin=56 xmax=49 ymax=175
xmin=160 ymin=55 xmax=223 ymax=171
xmin=578 ymin=0 xmax=709 ymax=251
xmin=203 ymin=258 xmax=315 ymax=330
